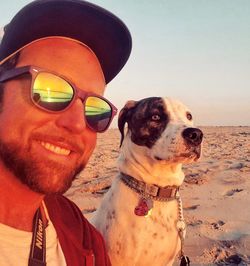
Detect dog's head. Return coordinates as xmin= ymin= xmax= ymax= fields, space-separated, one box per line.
xmin=118 ymin=97 xmax=203 ymax=164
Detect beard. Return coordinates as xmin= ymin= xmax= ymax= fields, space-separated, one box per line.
xmin=0 ymin=139 xmax=84 ymax=195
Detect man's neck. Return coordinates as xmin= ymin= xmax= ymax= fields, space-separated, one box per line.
xmin=0 ymin=164 xmax=44 ymax=232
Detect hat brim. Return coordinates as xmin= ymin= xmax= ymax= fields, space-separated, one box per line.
xmin=0 ymin=0 xmax=132 ymax=84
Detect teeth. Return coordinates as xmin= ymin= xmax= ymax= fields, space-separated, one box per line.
xmin=40 ymin=141 xmax=71 ymax=156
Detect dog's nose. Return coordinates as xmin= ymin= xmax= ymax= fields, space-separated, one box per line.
xmin=182 ymin=128 xmax=203 ymax=146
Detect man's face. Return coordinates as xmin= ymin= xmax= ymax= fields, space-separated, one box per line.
xmin=0 ymin=38 xmax=106 ymax=194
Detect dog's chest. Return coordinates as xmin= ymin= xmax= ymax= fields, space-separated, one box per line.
xmin=98 ymin=179 xmax=181 ymax=265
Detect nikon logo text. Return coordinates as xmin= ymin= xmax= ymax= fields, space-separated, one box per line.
xmin=35 ymin=218 xmax=43 ymax=249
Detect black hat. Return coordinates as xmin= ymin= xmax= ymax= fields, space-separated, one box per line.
xmin=0 ymin=0 xmax=132 ymax=83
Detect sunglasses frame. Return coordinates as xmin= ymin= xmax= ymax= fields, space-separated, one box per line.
xmin=0 ymin=65 xmax=117 ymax=132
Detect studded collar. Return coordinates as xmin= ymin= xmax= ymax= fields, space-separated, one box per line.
xmin=120 ymin=173 xmax=179 ymax=201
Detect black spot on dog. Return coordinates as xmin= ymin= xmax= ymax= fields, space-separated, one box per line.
xmin=152 ymin=232 xmax=158 ymax=239
xmin=119 ymin=97 xmax=169 ymax=148
xmin=116 ymin=241 xmax=122 ymax=254
xmin=106 ymin=210 xmax=116 ymax=221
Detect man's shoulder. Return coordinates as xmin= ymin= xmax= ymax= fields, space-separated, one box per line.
xmin=44 ymin=196 xmax=110 ymax=265
xmin=45 ymin=194 xmax=102 ymax=244
xmin=44 ymin=194 xmax=101 ymax=238
xmin=45 ymin=194 xmax=79 ymax=209
xmin=44 ymin=194 xmax=87 ymax=225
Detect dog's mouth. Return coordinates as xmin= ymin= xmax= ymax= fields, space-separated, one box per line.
xmin=180 ymin=145 xmax=201 ymax=161
xmin=155 ymin=156 xmax=164 ymax=161
xmin=154 ymin=145 xmax=201 ymax=162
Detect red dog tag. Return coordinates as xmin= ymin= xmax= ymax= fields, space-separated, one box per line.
xmin=134 ymin=198 xmax=153 ymax=216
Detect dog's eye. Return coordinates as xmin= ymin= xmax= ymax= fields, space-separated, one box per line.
xmin=186 ymin=112 xmax=192 ymax=121
xmin=151 ymin=114 xmax=161 ymax=121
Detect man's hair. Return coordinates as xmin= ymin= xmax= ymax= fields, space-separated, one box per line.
xmin=0 ymin=53 xmax=20 ymax=104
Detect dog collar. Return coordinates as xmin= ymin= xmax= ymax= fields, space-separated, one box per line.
xmin=120 ymin=173 xmax=179 ymax=201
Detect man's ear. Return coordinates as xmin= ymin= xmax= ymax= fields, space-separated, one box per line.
xmin=118 ymin=100 xmax=137 ymax=147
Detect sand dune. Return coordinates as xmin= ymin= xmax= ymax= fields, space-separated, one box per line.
xmin=65 ymin=126 xmax=250 ymax=265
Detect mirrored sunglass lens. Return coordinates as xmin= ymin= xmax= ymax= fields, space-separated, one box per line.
xmin=32 ymin=72 xmax=73 ymax=111
xmin=85 ymin=96 xmax=112 ymax=132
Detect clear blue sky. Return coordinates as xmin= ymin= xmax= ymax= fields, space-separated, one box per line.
xmin=1 ymin=0 xmax=249 ymax=126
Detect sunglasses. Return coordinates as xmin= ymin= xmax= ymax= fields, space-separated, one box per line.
xmin=0 ymin=65 xmax=117 ymax=132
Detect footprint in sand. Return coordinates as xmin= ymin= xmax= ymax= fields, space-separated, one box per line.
xmin=228 ymin=162 xmax=246 ymax=170
xmin=224 ymin=254 xmax=243 ymax=265
xmin=187 ymin=219 xmax=203 ymax=226
xmin=211 ymin=220 xmax=225 ymax=230
xmin=184 ymin=204 xmax=200 ymax=210
xmin=217 ymin=170 xmax=246 ymax=185
xmin=224 ymin=188 xmax=244 ymax=197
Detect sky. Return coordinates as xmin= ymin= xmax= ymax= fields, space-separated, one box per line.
xmin=0 ymin=0 xmax=249 ymax=126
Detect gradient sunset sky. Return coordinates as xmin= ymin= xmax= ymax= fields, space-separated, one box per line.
xmin=1 ymin=0 xmax=249 ymax=126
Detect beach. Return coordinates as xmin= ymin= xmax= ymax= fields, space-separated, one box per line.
xmin=66 ymin=126 xmax=250 ymax=265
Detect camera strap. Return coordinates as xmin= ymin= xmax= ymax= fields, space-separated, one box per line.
xmin=28 ymin=208 xmax=46 ymax=266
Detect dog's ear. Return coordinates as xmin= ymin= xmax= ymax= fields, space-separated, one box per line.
xmin=118 ymin=100 xmax=137 ymax=147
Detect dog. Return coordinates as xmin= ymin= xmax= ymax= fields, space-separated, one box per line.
xmin=91 ymin=97 xmax=203 ymax=266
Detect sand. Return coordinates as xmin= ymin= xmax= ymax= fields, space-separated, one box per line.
xmin=65 ymin=126 xmax=250 ymax=266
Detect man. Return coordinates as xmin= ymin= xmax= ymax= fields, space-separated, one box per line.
xmin=0 ymin=0 xmax=132 ymax=265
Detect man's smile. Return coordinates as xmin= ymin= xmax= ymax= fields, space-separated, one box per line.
xmin=39 ymin=141 xmax=71 ymax=156
xmin=32 ymin=136 xmax=84 ymax=160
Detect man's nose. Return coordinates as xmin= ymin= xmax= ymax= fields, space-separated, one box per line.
xmin=55 ymin=99 xmax=86 ymax=133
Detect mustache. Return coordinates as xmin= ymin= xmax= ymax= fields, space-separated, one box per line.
xmin=31 ymin=132 xmax=85 ymax=154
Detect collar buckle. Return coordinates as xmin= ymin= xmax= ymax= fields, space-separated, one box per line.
xmin=145 ymin=184 xmax=159 ymax=197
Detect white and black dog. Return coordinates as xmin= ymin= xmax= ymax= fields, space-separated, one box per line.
xmin=91 ymin=97 xmax=203 ymax=266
